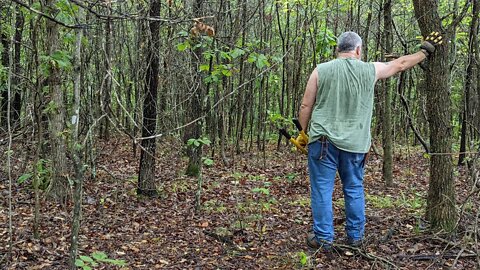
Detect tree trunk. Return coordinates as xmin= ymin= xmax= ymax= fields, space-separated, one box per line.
xmin=69 ymin=7 xmax=85 ymax=268
xmin=458 ymin=0 xmax=479 ymax=165
xmin=137 ymin=0 xmax=161 ymax=197
xmin=184 ymin=0 xmax=205 ymax=177
xmin=1 ymin=11 xmax=10 ymax=128
xmin=45 ymin=0 xmax=69 ymax=203
xmin=412 ymin=0 xmax=456 ymax=231
xmin=11 ymin=7 xmax=23 ymax=125
xmin=100 ymin=7 xmax=113 ymax=139
xmin=382 ymin=0 xmax=393 ymax=187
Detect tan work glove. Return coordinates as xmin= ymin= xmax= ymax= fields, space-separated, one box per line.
xmin=420 ymin=32 xmax=443 ymax=57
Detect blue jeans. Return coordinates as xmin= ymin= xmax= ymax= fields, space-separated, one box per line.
xmin=308 ymin=138 xmax=366 ymax=243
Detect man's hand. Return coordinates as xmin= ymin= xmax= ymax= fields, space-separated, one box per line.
xmin=420 ymin=32 xmax=443 ymax=56
xmin=296 ymin=133 xmax=308 ymax=147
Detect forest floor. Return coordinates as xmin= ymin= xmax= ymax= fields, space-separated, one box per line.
xmin=1 ymin=136 xmax=479 ymax=270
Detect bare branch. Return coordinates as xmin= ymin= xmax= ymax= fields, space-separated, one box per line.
xmin=12 ymin=0 xmax=85 ymax=29
xmin=447 ymin=0 xmax=472 ymax=34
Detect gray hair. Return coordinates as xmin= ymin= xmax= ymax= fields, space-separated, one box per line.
xmin=337 ymin=31 xmax=362 ymax=53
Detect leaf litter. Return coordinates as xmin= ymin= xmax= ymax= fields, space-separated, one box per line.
xmin=0 ymin=138 xmax=479 ymax=269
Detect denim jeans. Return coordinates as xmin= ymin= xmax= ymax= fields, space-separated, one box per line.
xmin=308 ymin=138 xmax=366 ymax=243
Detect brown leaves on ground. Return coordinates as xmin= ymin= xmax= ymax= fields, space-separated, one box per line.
xmin=0 ymin=138 xmax=479 ymax=269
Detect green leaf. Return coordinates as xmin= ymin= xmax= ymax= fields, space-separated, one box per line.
xmin=80 ymin=256 xmax=93 ymax=263
xmin=247 ymin=54 xmax=257 ymax=63
xmin=17 ymin=173 xmax=32 ymax=184
xmin=230 ymin=48 xmax=245 ymax=58
xmin=202 ymin=158 xmax=214 ymax=166
xmin=103 ymin=259 xmax=127 ymax=266
xmin=187 ymin=138 xmax=197 ymax=146
xmin=221 ymin=69 xmax=232 ymax=77
xmin=177 ymin=30 xmax=189 ymax=37
xmin=298 ymin=251 xmax=308 ymax=265
xmin=176 ymin=42 xmax=190 ymax=52
xmin=199 ymin=64 xmax=210 ymax=72
xmin=203 ymin=50 xmax=215 ymax=60
xmin=50 ymin=50 xmax=73 ymax=69
xmin=252 ymin=187 xmax=270 ymax=195
xmin=75 ymin=259 xmax=85 ymax=267
xmin=199 ymin=138 xmax=211 ymax=146
xmin=220 ymin=51 xmax=231 ymax=61
xmin=255 ymin=54 xmax=270 ymax=69
xmin=91 ymin=251 xmax=108 ymax=261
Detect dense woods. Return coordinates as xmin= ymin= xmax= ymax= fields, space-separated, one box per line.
xmin=1 ymin=0 xmax=479 ymax=269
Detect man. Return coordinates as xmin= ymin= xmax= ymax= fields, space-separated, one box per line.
xmin=297 ymin=31 xmax=442 ymax=250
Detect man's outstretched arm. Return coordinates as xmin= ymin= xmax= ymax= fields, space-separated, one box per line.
xmin=374 ymin=51 xmax=426 ymax=80
xmin=375 ymin=31 xmax=443 ymax=81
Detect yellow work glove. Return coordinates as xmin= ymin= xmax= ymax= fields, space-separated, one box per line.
xmin=420 ymin=31 xmax=443 ymax=57
xmin=296 ymin=132 xmax=308 ymax=148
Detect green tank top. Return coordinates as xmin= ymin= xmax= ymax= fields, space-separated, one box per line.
xmin=308 ymin=58 xmax=376 ymax=153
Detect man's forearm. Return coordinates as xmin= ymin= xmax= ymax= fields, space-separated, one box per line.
xmin=393 ymin=51 xmax=427 ymax=72
xmin=298 ymin=105 xmax=312 ymax=132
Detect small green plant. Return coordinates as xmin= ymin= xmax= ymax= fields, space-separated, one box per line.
xmin=296 ymin=251 xmax=309 ymax=266
xmin=366 ymin=194 xmax=394 ymax=208
xmin=18 ymin=159 xmax=52 ymax=190
xmin=187 ymin=137 xmax=211 ymax=148
xmin=288 ymin=197 xmax=310 ymax=207
xmin=395 ymin=192 xmax=426 ymax=211
xmin=334 ymin=197 xmax=345 ymax=208
xmin=285 ymin=172 xmax=298 ymax=182
xmin=75 ymin=251 xmax=126 ymax=270
xmin=248 ymin=174 xmax=266 ymax=181
xmin=201 ymin=157 xmax=214 ymax=166
xmin=252 ymin=187 xmax=270 ymax=195
xmin=251 ymin=182 xmax=276 ymax=211
xmin=186 ymin=136 xmax=212 ymax=212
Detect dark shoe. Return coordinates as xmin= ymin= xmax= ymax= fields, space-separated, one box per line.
xmin=346 ymin=237 xmax=363 ymax=247
xmin=306 ymin=232 xmax=332 ymax=250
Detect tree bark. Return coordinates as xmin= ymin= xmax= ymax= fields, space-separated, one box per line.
xmin=184 ymin=0 xmax=205 ymax=177
xmin=412 ymin=0 xmax=456 ymax=230
xmin=382 ymin=0 xmax=393 ymax=187
xmin=69 ymin=6 xmax=85 ymax=268
xmin=100 ymin=5 xmax=113 ymax=139
xmin=45 ymin=0 xmax=69 ymax=203
xmin=11 ymin=7 xmax=23 ymax=125
xmin=137 ymin=0 xmax=161 ymax=197
xmin=458 ymin=0 xmax=479 ymax=165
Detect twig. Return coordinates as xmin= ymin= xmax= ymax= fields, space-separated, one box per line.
xmin=398 ymin=252 xmax=477 ymax=261
xmin=136 ymin=45 xmax=295 ymax=141
xmin=203 ymin=230 xmax=234 ymax=245
xmin=447 ymin=0 xmax=473 ymax=34
xmin=475 ymin=207 xmax=480 ymax=266
xmin=334 ymin=244 xmax=399 ymax=269
xmin=98 ymin=165 xmax=120 ymax=180
xmin=397 ymin=91 xmax=430 ymax=153
xmin=0 ymin=254 xmax=6 ymax=267
xmin=451 ymin=246 xmax=466 ymax=268
xmin=12 ymin=0 xmax=84 ymax=29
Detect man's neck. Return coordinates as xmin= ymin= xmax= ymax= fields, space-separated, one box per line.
xmin=337 ymin=52 xmax=358 ymax=59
